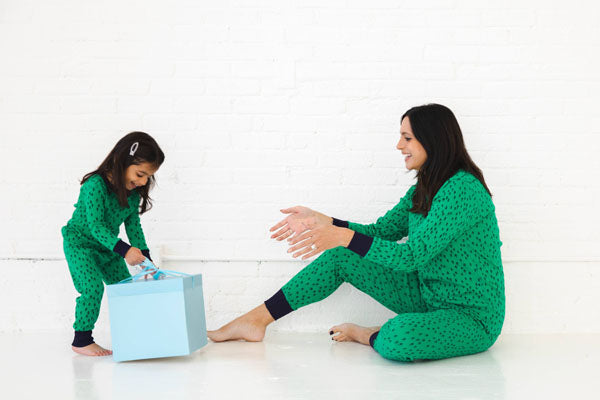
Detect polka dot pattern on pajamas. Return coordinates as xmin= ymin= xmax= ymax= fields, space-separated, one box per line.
xmin=62 ymin=174 xmax=149 ymax=331
xmin=281 ymin=170 xmax=505 ymax=362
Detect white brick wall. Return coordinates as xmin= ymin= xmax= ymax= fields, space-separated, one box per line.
xmin=1 ymin=0 xmax=599 ymax=333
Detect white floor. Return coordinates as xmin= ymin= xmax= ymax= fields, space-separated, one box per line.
xmin=0 ymin=331 xmax=597 ymax=400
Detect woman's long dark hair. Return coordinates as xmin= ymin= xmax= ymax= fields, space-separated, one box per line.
xmin=81 ymin=132 xmax=165 ymax=214
xmin=403 ymin=104 xmax=491 ymax=216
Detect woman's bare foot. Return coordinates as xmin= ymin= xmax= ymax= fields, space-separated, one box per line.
xmin=208 ymin=304 xmax=275 ymax=343
xmin=329 ymin=323 xmax=380 ymax=346
xmin=71 ymin=343 xmax=113 ymax=356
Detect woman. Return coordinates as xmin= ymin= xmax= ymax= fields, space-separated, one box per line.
xmin=208 ymin=104 xmax=505 ymax=362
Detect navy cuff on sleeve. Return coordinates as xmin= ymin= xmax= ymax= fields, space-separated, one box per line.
xmin=332 ymin=218 xmax=349 ymax=228
xmin=369 ymin=331 xmax=379 ymax=348
xmin=113 ymin=240 xmax=132 ymax=258
xmin=346 ymin=232 xmax=374 ymax=257
xmin=141 ymin=249 xmax=152 ymax=261
xmin=264 ymin=289 xmax=294 ymax=320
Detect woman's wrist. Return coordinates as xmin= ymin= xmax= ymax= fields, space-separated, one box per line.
xmin=331 ymin=217 xmax=349 ymax=228
xmin=316 ymin=211 xmax=331 ymax=226
xmin=340 ymin=228 xmax=354 ymax=247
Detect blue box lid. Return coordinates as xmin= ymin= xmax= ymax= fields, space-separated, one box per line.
xmin=107 ymin=274 xmax=202 ymax=297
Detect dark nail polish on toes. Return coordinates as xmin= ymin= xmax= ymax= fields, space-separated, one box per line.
xmin=329 ymin=331 xmax=333 ymax=335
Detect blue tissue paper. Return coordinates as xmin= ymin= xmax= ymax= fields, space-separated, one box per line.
xmin=106 ymin=266 xmax=207 ymax=362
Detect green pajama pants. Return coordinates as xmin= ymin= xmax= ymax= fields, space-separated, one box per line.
xmin=63 ymin=237 xmax=131 ymax=332
xmin=281 ymin=247 xmax=494 ymax=362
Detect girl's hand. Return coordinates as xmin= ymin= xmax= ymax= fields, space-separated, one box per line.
xmin=142 ymin=267 xmax=159 ymax=280
xmin=125 ymin=247 xmax=145 ymax=266
xmin=286 ymin=225 xmax=354 ymax=260
xmin=270 ymin=206 xmax=332 ymax=242
xmin=140 ymin=258 xmax=159 ymax=280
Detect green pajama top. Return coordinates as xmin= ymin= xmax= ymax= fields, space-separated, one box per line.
xmin=346 ymin=170 xmax=505 ymax=338
xmin=62 ymin=174 xmax=149 ymax=256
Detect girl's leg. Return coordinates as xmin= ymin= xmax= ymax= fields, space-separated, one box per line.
xmin=99 ymin=255 xmax=131 ymax=285
xmin=64 ymin=241 xmax=112 ymax=356
xmin=65 ymin=244 xmax=105 ymax=333
xmin=209 ymin=246 xmax=425 ymax=342
xmin=372 ymin=308 xmax=494 ymax=362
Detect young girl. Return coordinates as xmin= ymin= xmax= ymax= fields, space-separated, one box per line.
xmin=62 ymin=132 xmax=165 ymax=356
xmin=208 ymin=104 xmax=505 ymax=362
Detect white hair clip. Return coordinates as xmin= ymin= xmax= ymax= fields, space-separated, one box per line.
xmin=129 ymin=142 xmax=139 ymax=156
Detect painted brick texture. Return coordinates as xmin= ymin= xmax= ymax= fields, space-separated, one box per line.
xmin=1 ymin=0 xmax=599 ymax=333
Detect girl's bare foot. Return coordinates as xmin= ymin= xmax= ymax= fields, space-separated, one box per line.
xmin=71 ymin=343 xmax=113 ymax=356
xmin=208 ymin=304 xmax=275 ymax=343
xmin=329 ymin=323 xmax=380 ymax=346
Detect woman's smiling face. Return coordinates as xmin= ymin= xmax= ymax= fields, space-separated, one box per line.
xmin=396 ymin=116 xmax=427 ymax=171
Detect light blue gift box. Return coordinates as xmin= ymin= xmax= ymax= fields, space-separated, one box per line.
xmin=106 ymin=266 xmax=207 ymax=362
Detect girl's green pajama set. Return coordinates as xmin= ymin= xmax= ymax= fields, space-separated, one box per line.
xmin=62 ymin=174 xmax=151 ymax=347
xmin=265 ymin=170 xmax=505 ymax=361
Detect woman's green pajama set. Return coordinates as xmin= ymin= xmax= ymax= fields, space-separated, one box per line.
xmin=265 ymin=171 xmax=505 ymax=361
xmin=62 ymin=174 xmax=151 ymax=347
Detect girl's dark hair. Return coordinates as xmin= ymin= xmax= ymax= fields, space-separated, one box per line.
xmin=403 ymin=104 xmax=491 ymax=216
xmin=81 ymin=132 xmax=165 ymax=214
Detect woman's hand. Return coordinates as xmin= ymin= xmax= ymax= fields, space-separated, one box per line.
xmin=269 ymin=206 xmax=332 ymax=241
xmin=125 ymin=247 xmax=145 ymax=266
xmin=286 ymin=225 xmax=354 ymax=260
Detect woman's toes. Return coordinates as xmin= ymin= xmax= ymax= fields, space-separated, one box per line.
xmin=332 ymin=333 xmax=346 ymax=342
xmin=207 ymin=328 xmax=226 ymax=342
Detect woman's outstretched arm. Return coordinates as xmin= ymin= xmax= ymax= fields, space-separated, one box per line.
xmin=286 ymin=173 xmax=494 ymax=268
xmin=349 ymin=174 xmax=494 ymax=272
xmin=343 ymin=185 xmax=415 ymax=242
xmin=269 ymin=206 xmax=333 ymax=242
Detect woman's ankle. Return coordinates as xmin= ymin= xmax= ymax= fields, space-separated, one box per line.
xmin=249 ymin=304 xmax=275 ymax=327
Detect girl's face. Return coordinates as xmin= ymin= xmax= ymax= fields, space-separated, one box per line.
xmin=396 ymin=116 xmax=427 ymax=171
xmin=125 ymin=162 xmax=158 ymax=191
